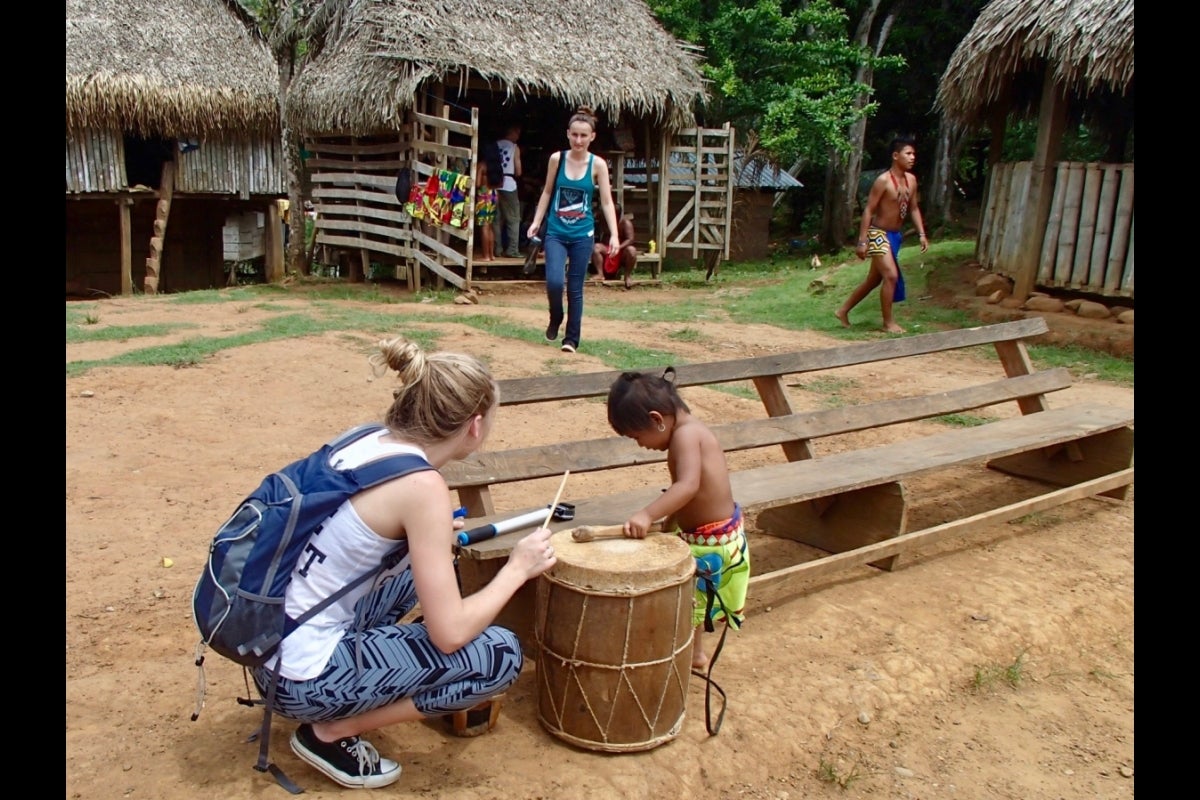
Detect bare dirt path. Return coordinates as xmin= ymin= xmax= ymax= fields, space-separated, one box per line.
xmin=66 ymin=278 xmax=1133 ymax=800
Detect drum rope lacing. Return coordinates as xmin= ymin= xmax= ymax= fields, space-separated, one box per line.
xmin=541 ymin=590 xmax=691 ymax=748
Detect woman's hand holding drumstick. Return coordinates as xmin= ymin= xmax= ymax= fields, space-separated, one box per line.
xmin=507 ymin=471 xmax=569 ymax=579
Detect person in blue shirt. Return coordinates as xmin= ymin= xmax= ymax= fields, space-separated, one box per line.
xmin=525 ymin=107 xmax=621 ymax=354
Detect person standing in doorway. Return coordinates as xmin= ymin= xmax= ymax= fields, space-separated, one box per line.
xmin=494 ymin=124 xmax=523 ymax=258
xmin=837 ymin=136 xmax=929 ymax=333
xmin=526 ymin=107 xmax=621 ymax=354
xmin=474 ymin=161 xmax=498 ymax=262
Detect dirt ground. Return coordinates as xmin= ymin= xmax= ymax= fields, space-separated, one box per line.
xmin=65 ymin=268 xmax=1134 ymax=800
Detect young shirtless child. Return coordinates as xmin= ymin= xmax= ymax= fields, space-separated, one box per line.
xmin=591 ymin=204 xmax=637 ymax=289
xmin=606 ymin=368 xmax=750 ymax=670
xmin=837 ymin=135 xmax=929 ymax=333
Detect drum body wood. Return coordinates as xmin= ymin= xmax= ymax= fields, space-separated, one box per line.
xmin=534 ymin=531 xmax=695 ymax=752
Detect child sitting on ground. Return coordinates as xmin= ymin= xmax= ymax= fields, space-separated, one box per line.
xmin=605 ymin=368 xmax=750 ymax=669
xmin=591 ymin=204 xmax=637 ymax=289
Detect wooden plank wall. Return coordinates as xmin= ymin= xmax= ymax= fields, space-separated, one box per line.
xmin=175 ymin=134 xmax=286 ymax=198
xmin=66 ymin=129 xmax=126 ymax=193
xmin=66 ymin=129 xmax=284 ymax=197
xmin=308 ymin=134 xmax=413 ymax=273
xmin=978 ymin=161 xmax=1134 ymax=299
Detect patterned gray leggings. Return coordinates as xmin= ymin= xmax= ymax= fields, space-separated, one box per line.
xmin=252 ymin=569 xmax=523 ymax=723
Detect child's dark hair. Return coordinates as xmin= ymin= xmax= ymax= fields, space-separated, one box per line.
xmin=889 ymin=135 xmax=916 ymax=154
xmin=606 ymin=367 xmax=690 ymax=436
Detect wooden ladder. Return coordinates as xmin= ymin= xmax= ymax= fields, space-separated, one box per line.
xmin=144 ymin=161 xmax=175 ymax=294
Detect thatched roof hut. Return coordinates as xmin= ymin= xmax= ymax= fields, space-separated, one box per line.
xmin=935 ymin=0 xmax=1134 ymax=302
xmin=936 ymin=0 xmax=1134 ymax=130
xmin=287 ymin=0 xmax=708 ymax=136
xmin=65 ymin=0 xmax=280 ymax=138
xmin=66 ymin=0 xmax=286 ymax=296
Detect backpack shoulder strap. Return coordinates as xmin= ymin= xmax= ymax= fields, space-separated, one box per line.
xmin=349 ymin=452 xmax=434 ymax=488
xmin=326 ymin=422 xmax=388 ymax=450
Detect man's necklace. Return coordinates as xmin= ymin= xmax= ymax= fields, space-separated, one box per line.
xmin=889 ymin=170 xmax=910 ymax=221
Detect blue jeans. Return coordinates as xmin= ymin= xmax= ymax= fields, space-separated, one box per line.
xmin=543 ymin=234 xmax=594 ymax=347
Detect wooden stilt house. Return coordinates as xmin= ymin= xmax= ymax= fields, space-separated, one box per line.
xmin=66 ymin=0 xmax=286 ymax=296
xmin=285 ymin=0 xmax=731 ymax=290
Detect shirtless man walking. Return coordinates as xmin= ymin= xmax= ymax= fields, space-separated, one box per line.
xmin=836 ymin=136 xmax=928 ymax=333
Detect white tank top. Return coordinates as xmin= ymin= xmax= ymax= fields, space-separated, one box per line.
xmin=271 ymin=430 xmax=428 ymax=680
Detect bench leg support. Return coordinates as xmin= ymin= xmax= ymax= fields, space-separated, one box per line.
xmin=987 ymin=427 xmax=1134 ymax=501
xmin=754 ymin=482 xmax=907 ymax=571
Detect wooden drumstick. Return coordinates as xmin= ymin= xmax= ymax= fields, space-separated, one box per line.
xmin=571 ymin=521 xmax=665 ymax=542
xmin=540 ymin=470 xmax=570 ymax=530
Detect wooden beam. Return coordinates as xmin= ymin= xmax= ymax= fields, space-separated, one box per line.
xmin=264 ymin=200 xmax=284 ymax=283
xmin=1012 ymin=70 xmax=1069 ymax=302
xmin=118 ymin=198 xmax=132 ymax=295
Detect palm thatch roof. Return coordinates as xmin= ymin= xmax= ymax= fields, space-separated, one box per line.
xmin=936 ymin=0 xmax=1134 ymax=129
xmin=65 ymin=0 xmax=280 ymax=137
xmin=287 ymin=0 xmax=708 ymax=136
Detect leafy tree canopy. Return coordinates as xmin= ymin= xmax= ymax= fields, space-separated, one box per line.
xmin=648 ymin=0 xmax=902 ymax=165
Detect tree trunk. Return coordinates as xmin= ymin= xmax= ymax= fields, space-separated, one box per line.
xmin=277 ymin=47 xmax=311 ymax=277
xmin=928 ymin=122 xmax=968 ymax=225
xmin=819 ymin=0 xmax=895 ymax=251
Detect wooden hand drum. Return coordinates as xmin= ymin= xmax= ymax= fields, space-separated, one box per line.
xmin=534 ymin=530 xmax=695 ymax=752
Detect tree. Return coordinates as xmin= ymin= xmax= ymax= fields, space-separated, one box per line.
xmin=819 ymin=0 xmax=901 ymax=252
xmin=649 ymin=2 xmax=884 ymax=176
xmin=238 ymin=1 xmax=357 ymax=276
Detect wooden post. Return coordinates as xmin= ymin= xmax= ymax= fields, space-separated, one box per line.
xmin=722 ymin=122 xmax=735 ymax=261
xmin=656 ymin=127 xmax=669 ymax=278
xmin=118 ymin=198 xmax=133 ymax=295
xmin=264 ymin=200 xmax=284 ymax=283
xmin=1012 ymin=71 xmax=1068 ymax=302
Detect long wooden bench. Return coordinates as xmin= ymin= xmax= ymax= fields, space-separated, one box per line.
xmin=441 ymin=317 xmax=1134 ymax=651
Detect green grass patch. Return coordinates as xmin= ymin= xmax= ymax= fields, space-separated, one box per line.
xmin=66 ymin=305 xmax=100 ymax=325
xmin=816 ymin=757 xmax=864 ymax=789
xmin=658 ymin=240 xmax=981 ymax=341
xmin=589 ymin=298 xmax=728 ymax=325
xmin=788 ymin=375 xmax=859 ymax=408
xmin=168 ymin=287 xmax=272 ymax=304
xmin=972 ymin=650 xmax=1028 ymax=691
xmin=66 ymin=322 xmax=197 ymax=344
xmin=933 ymin=412 xmax=994 ymax=428
xmin=1027 ymin=343 xmax=1133 ymax=386
xmin=66 ymin=236 xmax=1133 ymax=388
xmin=666 ymin=327 xmax=708 ymax=343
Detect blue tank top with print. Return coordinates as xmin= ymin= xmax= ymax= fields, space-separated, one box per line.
xmin=546 ymin=151 xmax=595 ymax=242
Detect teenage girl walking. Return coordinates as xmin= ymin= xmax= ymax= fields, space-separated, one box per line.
xmin=526 ymin=107 xmax=621 ymax=354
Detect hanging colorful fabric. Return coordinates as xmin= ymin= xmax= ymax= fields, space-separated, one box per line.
xmin=404 ymin=182 xmax=425 ymax=219
xmin=448 ymin=173 xmax=469 ymax=228
xmin=422 ymin=174 xmax=443 ymax=225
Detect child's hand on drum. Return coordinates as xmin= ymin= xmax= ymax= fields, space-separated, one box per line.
xmin=510 ymin=526 xmax=557 ymax=579
xmin=624 ymin=511 xmax=655 ymax=539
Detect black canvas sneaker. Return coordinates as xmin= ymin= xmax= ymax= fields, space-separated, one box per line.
xmin=290 ymin=723 xmax=401 ymax=789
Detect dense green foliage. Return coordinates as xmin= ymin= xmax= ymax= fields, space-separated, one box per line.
xmin=648 ymin=0 xmax=901 ymax=166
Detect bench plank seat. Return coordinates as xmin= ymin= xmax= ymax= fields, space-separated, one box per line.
xmin=458 ymin=402 xmax=1133 ymax=559
xmin=442 ymin=369 xmax=1073 ymax=489
xmin=493 ymin=318 xmax=1053 ymax=405
xmin=443 ymin=318 xmax=1132 ymax=654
